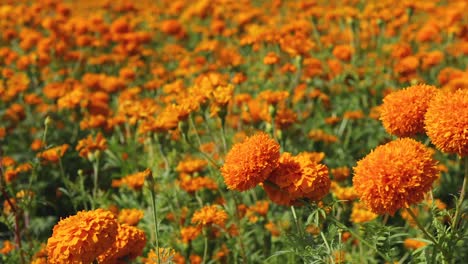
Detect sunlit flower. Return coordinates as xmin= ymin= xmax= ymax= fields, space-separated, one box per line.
xmin=47 ymin=209 xmax=118 ymax=264
xmin=353 ymin=138 xmax=439 ymax=215
xmin=380 ymin=84 xmax=438 ymax=137
xmin=425 ymin=89 xmax=468 ymax=156
xmin=221 ymin=132 xmax=280 ymax=191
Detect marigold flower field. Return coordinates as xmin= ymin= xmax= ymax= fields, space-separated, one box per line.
xmin=0 ymin=0 xmax=467 ymax=263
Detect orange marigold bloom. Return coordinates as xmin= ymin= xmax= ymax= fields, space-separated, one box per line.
xmin=263 ymin=52 xmax=280 ymax=65
xmin=46 ymin=209 xmax=118 ymax=264
xmin=144 ymin=248 xmax=176 ymax=264
xmin=330 ymin=182 xmax=359 ymax=201
xmin=332 ymin=45 xmax=353 ymax=62
xmin=258 ymin=90 xmax=289 ymax=105
xmin=76 ymin=132 xmax=108 ymax=159
xmin=331 ymin=167 xmax=350 ymax=181
xmin=350 ymin=201 xmax=378 ymax=223
xmin=353 ymin=138 xmax=439 ymax=215
xmin=118 ymin=209 xmax=144 ymax=226
xmin=180 ymin=226 xmax=202 ymax=243
xmin=112 ymin=169 xmax=150 ymax=190
xmin=308 ymin=129 xmax=338 ymax=143
xmin=191 ymin=205 xmax=228 ymax=227
xmin=36 ymin=144 xmax=69 ymax=164
xmin=176 ymin=157 xmax=208 ymax=174
xmin=424 ymin=89 xmax=468 ymax=156
xmin=0 ymin=240 xmax=14 ymax=254
xmin=380 ymin=84 xmax=438 ymax=137
xmin=264 ymin=152 xmax=331 ymax=206
xmin=404 ymin=238 xmax=428 ymax=250
xmin=221 ymin=132 xmax=280 ymax=191
xmin=178 ymin=174 xmax=218 ymax=194
xmin=97 ymin=224 xmax=147 ymax=264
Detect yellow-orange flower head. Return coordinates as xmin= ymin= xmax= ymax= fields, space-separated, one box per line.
xmin=353 ymin=138 xmax=439 ymax=215
xmin=191 ymin=205 xmax=228 ymax=227
xmin=221 ymin=132 xmax=280 ymax=191
xmin=97 ymin=224 xmax=147 ymax=264
xmin=425 ymin=89 xmax=468 ymax=156
xmin=380 ymin=84 xmax=438 ymax=137
xmin=264 ymin=152 xmax=330 ymax=206
xmin=46 ymin=209 xmax=118 ymax=264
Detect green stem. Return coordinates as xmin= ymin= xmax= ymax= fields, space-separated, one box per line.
xmin=453 ymin=156 xmax=468 ymax=230
xmin=328 ymin=216 xmax=392 ymax=262
xmin=148 ymin=171 xmax=161 ymax=263
xmin=405 ymin=207 xmax=439 ymax=248
xmin=290 ymin=206 xmax=302 ymax=237
xmin=92 ymin=154 xmax=100 ymax=202
xmin=202 ymin=230 xmax=208 ymax=264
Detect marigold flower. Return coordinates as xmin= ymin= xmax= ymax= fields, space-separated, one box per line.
xmin=264 ymin=221 xmax=280 ymax=237
xmin=0 ymin=240 xmax=14 ymax=254
xmin=332 ymin=45 xmax=353 ymax=62
xmin=308 ymin=129 xmax=338 ymax=143
xmin=404 ymin=238 xmax=428 ymax=250
xmin=180 ymin=226 xmax=202 ymax=243
xmin=424 ymin=89 xmax=468 ymax=156
xmin=46 ymin=209 xmax=118 ymax=264
xmin=350 ymin=201 xmax=378 ymax=223
xmin=380 ymin=84 xmax=438 ymax=137
xmin=330 ymin=182 xmax=359 ymax=201
xmin=221 ymin=132 xmax=280 ymax=191
xmin=118 ymin=208 xmax=144 ymax=226
xmin=191 ymin=205 xmax=228 ymax=227
xmin=112 ymin=169 xmax=150 ymax=190
xmin=36 ymin=144 xmax=69 ymax=164
xmin=76 ymin=132 xmax=108 ymax=159
xmin=97 ymin=224 xmax=147 ymax=264
xmin=331 ymin=167 xmax=350 ymax=181
xmin=178 ymin=174 xmax=218 ymax=193
xmin=176 ymin=157 xmax=208 ymax=174
xmin=144 ymin=248 xmax=176 ymax=264
xmin=353 ymin=138 xmax=439 ymax=215
xmin=264 ymin=152 xmax=331 ymax=206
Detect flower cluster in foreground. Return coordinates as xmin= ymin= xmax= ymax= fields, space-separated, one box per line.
xmin=46 ymin=208 xmax=146 ymax=263
xmin=353 ymin=138 xmax=439 ymax=215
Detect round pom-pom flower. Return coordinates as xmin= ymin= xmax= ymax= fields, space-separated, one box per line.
xmin=221 ymin=132 xmax=280 ymax=191
xmin=353 ymin=138 xmax=439 ymax=215
xmin=380 ymin=84 xmax=438 ymax=137
xmin=47 ymin=209 xmax=118 ymax=264
xmin=425 ymin=89 xmax=468 ymax=156
xmin=264 ymin=152 xmax=330 ymax=206
xmin=97 ymin=224 xmax=147 ymax=264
